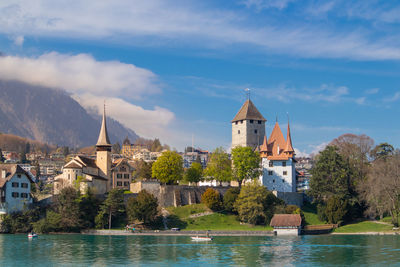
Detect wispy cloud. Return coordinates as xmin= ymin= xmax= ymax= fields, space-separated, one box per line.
xmin=383 ymin=91 xmax=400 ymax=102
xmin=1 ymin=1 xmax=400 ymax=60
xmin=241 ymin=0 xmax=295 ymax=11
xmin=365 ymin=88 xmax=379 ymax=94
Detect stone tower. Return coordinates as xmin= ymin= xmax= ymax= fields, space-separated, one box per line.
xmin=96 ymin=104 xmax=112 ymax=190
xmin=231 ymin=99 xmax=266 ymax=149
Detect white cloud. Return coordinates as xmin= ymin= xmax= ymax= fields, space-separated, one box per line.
xmin=242 ymin=0 xmax=295 ymax=11
xmin=365 ymin=88 xmax=379 ymax=94
xmin=383 ymin=91 xmax=400 ymax=102
xmin=309 ymin=141 xmax=329 ymax=156
xmin=12 ymin=35 xmax=24 ymax=46
xmin=1 ymin=1 xmax=400 ymax=60
xmin=0 ymin=52 xmax=184 ymax=145
xmin=0 ymin=52 xmax=160 ymax=99
xmin=294 ymin=148 xmax=309 ymax=157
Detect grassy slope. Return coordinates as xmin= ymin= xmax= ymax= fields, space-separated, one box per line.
xmin=334 ymin=221 xmax=393 ymax=233
xmin=302 ymin=202 xmax=325 ymax=225
xmin=166 ymin=204 xmax=273 ymax=231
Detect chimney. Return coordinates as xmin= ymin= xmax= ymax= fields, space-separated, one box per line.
xmin=1 ymin=170 xmax=6 ymax=179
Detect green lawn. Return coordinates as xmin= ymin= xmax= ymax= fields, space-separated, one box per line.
xmin=334 ymin=221 xmax=394 ymax=233
xmin=302 ymin=202 xmax=325 ymax=225
xmin=166 ymin=204 xmax=272 ymax=231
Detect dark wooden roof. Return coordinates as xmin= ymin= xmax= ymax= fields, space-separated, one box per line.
xmin=76 ymin=156 xmax=97 ymax=168
xmin=270 ymin=214 xmax=302 ymax=227
xmin=0 ymin=164 xmax=33 ymax=188
xmin=231 ymin=99 xmax=266 ymax=122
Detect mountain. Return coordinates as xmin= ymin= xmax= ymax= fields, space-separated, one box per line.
xmin=0 ymin=80 xmax=138 ymax=147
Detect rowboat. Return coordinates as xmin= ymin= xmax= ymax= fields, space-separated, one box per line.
xmin=191 ymin=236 xmax=213 ymax=241
xmin=28 ymin=233 xmax=38 ymax=238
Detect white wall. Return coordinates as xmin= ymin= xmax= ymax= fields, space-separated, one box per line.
xmin=5 ymin=173 xmax=32 ymax=213
xmin=260 ymin=158 xmax=296 ymax=192
xmin=274 ymin=228 xmax=300 ymax=236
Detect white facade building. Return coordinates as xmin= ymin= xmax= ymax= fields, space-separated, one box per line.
xmin=0 ymin=164 xmax=33 ymax=214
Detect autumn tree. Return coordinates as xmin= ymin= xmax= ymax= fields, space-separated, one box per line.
xmin=201 ymin=188 xmax=222 ymax=211
xmin=184 ymin=162 xmax=203 ymax=184
xmin=204 ymin=147 xmax=232 ymax=185
xmin=231 ymin=146 xmax=261 ymax=187
xmin=152 ymin=151 xmax=183 ymax=184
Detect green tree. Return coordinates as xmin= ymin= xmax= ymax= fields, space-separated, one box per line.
xmin=201 ymin=188 xmax=222 ymax=211
xmin=152 ymin=151 xmax=183 ymax=184
xmin=0 ymin=148 xmax=5 ymax=163
xmin=231 ymin=146 xmax=261 ymax=187
xmin=309 ymin=146 xmax=352 ymax=202
xmin=223 ymin=187 xmax=240 ymax=213
xmin=97 ymin=189 xmax=125 ymax=229
xmin=370 ymin=142 xmax=395 ymax=160
xmin=54 ymin=187 xmax=81 ymax=232
xmin=78 ymin=188 xmax=101 ymax=228
xmin=234 ymin=181 xmax=283 ymax=225
xmin=126 ymin=190 xmax=159 ymax=224
xmin=324 ymin=196 xmax=349 ymax=225
xmin=204 ymin=147 xmax=232 ymax=185
xmin=151 ymin=138 xmax=162 ymax=152
xmin=184 ymin=162 xmax=203 ymax=184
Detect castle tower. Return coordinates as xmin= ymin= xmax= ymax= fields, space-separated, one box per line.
xmin=96 ymin=104 xmax=112 ymax=190
xmin=231 ymin=99 xmax=266 ymax=149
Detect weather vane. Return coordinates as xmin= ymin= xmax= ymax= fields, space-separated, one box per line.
xmin=245 ymin=88 xmax=250 ymax=100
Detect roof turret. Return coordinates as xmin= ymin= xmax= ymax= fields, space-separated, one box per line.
xmin=284 ymin=122 xmax=294 ymax=154
xmin=231 ymin=99 xmax=266 ymax=122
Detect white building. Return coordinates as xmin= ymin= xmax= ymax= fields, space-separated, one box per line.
xmin=259 ymin=122 xmax=296 ymax=192
xmin=0 ymin=164 xmax=34 ymax=214
xmin=270 ymin=214 xmax=302 ymax=236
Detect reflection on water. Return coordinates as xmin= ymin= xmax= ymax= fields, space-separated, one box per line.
xmin=0 ymin=234 xmax=400 ymax=266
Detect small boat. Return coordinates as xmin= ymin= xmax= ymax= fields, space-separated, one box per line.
xmin=191 ymin=236 xmax=213 ymax=241
xmin=28 ymin=233 xmax=38 ymax=238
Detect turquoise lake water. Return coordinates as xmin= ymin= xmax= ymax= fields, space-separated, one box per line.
xmin=1 ymin=234 xmax=400 ymax=266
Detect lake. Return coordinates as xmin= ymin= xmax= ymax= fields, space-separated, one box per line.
xmin=1 ymin=234 xmax=400 ymax=266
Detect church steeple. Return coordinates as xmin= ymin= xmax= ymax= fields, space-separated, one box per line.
xmin=96 ymin=103 xmax=111 ymax=150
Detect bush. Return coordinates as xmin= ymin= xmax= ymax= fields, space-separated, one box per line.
xmin=325 ymin=196 xmax=349 ymax=225
xmin=201 ymin=188 xmax=222 ymax=211
xmin=223 ymin=187 xmax=240 ymax=213
xmin=285 ymin=205 xmax=300 ymax=214
xmin=33 ymin=218 xmax=49 ymax=233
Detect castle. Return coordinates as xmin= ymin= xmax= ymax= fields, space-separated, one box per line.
xmin=54 ymin=106 xmax=133 ymax=194
xmin=232 ymin=99 xmax=296 ymax=193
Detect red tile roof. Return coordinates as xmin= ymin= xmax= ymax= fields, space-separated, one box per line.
xmin=270 ymin=214 xmax=302 ymax=227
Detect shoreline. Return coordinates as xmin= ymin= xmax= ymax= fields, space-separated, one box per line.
xmin=81 ymin=229 xmax=276 ymax=236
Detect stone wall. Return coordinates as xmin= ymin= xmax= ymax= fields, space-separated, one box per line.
xmin=273 ymin=191 xmax=304 ymax=207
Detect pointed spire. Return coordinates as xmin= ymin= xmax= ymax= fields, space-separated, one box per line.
xmin=96 ymin=102 xmax=111 ymax=147
xmin=284 ymin=119 xmax=294 ymax=154
xmin=260 ymin=135 xmax=268 ymax=152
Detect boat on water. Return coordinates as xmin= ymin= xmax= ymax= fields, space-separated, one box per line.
xmin=191 ymin=236 xmax=213 ymax=241
xmin=28 ymin=233 xmax=38 ymax=238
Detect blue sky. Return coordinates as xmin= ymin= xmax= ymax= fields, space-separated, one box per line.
xmin=1 ymin=0 xmax=400 ymax=155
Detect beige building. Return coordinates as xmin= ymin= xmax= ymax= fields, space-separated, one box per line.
xmin=54 ymin=105 xmax=113 ymax=195
xmin=111 ymin=158 xmax=134 ymax=190
xmin=231 ymin=99 xmax=266 ymax=149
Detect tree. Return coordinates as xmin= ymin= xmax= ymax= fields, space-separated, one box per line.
xmin=223 ymin=187 xmax=240 ymax=213
xmin=184 ymin=162 xmax=203 ymax=184
xmin=112 ymin=142 xmax=121 ymax=154
xmin=61 ymin=146 xmax=70 ymax=157
xmin=309 ymin=146 xmax=352 ymax=202
xmin=231 ymin=146 xmax=261 ymax=187
xmin=152 ymin=151 xmax=183 ymax=184
xmin=54 ymin=187 xmax=81 ymax=232
xmin=204 ymin=147 xmax=232 ymax=185
xmin=360 ymin=154 xmax=400 ymax=225
xmin=126 ymin=190 xmax=158 ymax=224
xmin=0 ymin=148 xmax=5 ymax=163
xmin=234 ymin=181 xmax=283 ymax=225
xmin=370 ymin=143 xmax=395 ymax=160
xmin=98 ymin=189 xmax=126 ymax=229
xmin=151 ymin=138 xmax=162 ymax=152
xmin=25 ymin=142 xmax=31 ymax=154
xmin=324 ymin=196 xmax=349 ymax=225
xmin=133 ymin=160 xmax=153 ymax=180
xmin=77 ymin=188 xmax=101 ymax=229
xmin=201 ymin=188 xmax=222 ymax=211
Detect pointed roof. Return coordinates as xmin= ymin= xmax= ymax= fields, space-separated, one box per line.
xmin=231 ymin=99 xmax=266 ymax=122
xmin=268 ymin=122 xmax=286 ymax=156
xmin=260 ymin=135 xmax=269 ymax=152
xmin=96 ymin=104 xmax=111 ymax=147
xmin=284 ymin=122 xmax=294 ymax=153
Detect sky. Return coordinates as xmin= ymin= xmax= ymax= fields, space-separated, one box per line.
xmin=1 ymin=0 xmax=400 ymax=155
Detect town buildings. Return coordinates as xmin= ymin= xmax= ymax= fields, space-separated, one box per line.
xmin=0 ymin=164 xmax=33 ymax=214
xmin=54 ymin=106 xmax=133 ymax=194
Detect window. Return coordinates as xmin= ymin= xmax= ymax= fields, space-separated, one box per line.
xmin=12 ymin=182 xmax=19 ymax=188
xmin=282 ymin=161 xmax=286 ymax=167
xmin=240 ymin=120 xmax=243 ymax=124
xmin=21 ymin=193 xmax=28 ymax=198
xmin=283 ymin=171 xmax=287 ymax=175
xmin=254 ymin=129 xmax=258 ymax=134
xmin=124 ymin=174 xmax=130 ymax=179
xmin=258 ymin=120 xmax=261 ymax=124
xmin=282 ymin=179 xmax=285 ymax=183
xmin=21 ymin=183 xmax=28 ymax=188
xmin=17 ymin=174 xmax=21 ymax=178
xmin=12 ymin=192 xmax=19 ymax=198
xmin=117 ymin=182 xmax=122 ymax=186
xmin=117 ymin=174 xmax=122 ymax=179
xmin=268 ymin=171 xmax=273 ymax=175
xmin=250 ymin=120 xmax=253 ymax=123
xmin=269 ymin=161 xmax=273 ymax=167
xmin=238 ymin=130 xmax=240 ymax=134
xmin=235 ymin=121 xmax=238 ymax=125
xmin=272 ymin=179 xmax=275 ymax=183
xmin=124 ymin=182 xmax=129 ymax=186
